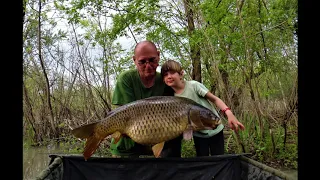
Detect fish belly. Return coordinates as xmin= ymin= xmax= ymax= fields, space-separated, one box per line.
xmin=125 ymin=113 xmax=188 ymax=145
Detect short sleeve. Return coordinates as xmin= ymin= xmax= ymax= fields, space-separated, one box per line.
xmin=111 ymin=71 xmax=135 ymax=105
xmin=192 ymin=81 xmax=209 ymax=97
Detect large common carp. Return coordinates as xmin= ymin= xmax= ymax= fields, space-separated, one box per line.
xmin=71 ymin=96 xmax=221 ymax=160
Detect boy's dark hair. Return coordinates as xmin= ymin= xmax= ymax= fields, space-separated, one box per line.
xmin=161 ymin=59 xmax=183 ymax=77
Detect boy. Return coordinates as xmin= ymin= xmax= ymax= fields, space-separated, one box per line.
xmin=161 ymin=59 xmax=245 ymax=156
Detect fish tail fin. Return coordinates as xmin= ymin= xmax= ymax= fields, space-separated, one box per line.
xmin=71 ymin=122 xmax=102 ymax=160
xmin=83 ymin=134 xmax=102 ymax=160
xmin=71 ymin=122 xmax=98 ymax=139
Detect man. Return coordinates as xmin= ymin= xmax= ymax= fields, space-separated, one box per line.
xmin=110 ymin=40 xmax=182 ymax=158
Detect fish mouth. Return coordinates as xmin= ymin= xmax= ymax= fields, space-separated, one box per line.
xmin=199 ymin=119 xmax=221 ymax=130
xmin=194 ymin=125 xmax=214 ymax=131
xmin=191 ymin=120 xmax=215 ymax=131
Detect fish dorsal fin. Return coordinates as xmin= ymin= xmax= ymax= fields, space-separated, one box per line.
xmin=183 ymin=125 xmax=193 ymax=140
xmin=152 ymin=142 xmax=165 ymax=158
xmin=143 ymin=96 xmax=165 ymax=101
xmin=111 ymin=131 xmax=122 ymax=144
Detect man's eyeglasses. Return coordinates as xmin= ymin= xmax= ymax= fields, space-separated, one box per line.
xmin=137 ymin=58 xmax=158 ymax=66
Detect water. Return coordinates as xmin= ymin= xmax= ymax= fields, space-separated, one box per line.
xmin=280 ymin=168 xmax=298 ymax=179
xmin=23 ymin=141 xmax=105 ymax=180
xmin=23 ymin=144 xmax=67 ymax=180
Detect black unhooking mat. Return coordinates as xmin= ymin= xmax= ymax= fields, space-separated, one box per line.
xmin=60 ymin=154 xmax=243 ymax=180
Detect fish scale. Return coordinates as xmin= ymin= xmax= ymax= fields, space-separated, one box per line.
xmin=126 ymin=113 xmax=187 ymax=144
xmin=71 ymin=96 xmax=221 ymax=160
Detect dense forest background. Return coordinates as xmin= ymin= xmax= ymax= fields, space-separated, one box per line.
xmin=23 ymin=0 xmax=298 ymax=169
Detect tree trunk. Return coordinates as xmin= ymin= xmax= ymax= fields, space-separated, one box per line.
xmin=183 ymin=0 xmax=201 ymax=82
xmin=71 ymin=23 xmax=101 ymax=120
xmin=23 ymin=82 xmax=42 ymax=142
xmin=37 ymin=0 xmax=57 ymax=138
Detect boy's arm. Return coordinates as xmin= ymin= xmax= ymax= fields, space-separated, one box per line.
xmin=205 ymin=92 xmax=245 ymax=133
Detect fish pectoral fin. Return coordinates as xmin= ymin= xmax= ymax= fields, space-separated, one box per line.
xmin=183 ymin=127 xmax=193 ymax=140
xmin=111 ymin=131 xmax=122 ymax=144
xmin=189 ymin=110 xmax=204 ymax=128
xmin=152 ymin=142 xmax=165 ymax=158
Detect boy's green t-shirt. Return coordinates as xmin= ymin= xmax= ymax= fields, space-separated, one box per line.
xmin=110 ymin=69 xmax=173 ymax=156
xmin=174 ymin=80 xmax=224 ymax=138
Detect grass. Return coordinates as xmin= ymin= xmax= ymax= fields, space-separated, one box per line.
xmin=181 ymin=139 xmax=196 ymax=157
xmin=227 ymin=113 xmax=298 ymax=169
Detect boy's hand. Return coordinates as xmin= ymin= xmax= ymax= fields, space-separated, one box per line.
xmin=226 ymin=111 xmax=245 ymax=133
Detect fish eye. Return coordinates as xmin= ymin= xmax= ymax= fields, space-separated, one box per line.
xmin=200 ymin=110 xmax=210 ymax=117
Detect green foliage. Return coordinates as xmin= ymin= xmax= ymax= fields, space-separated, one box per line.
xmin=181 ymin=139 xmax=196 ymax=158
xmin=235 ymin=113 xmax=298 ymax=169
xmin=276 ymin=143 xmax=297 ymax=169
xmin=23 ymin=121 xmax=36 ymax=146
xmin=58 ymin=140 xmax=85 ymax=154
xmin=95 ymin=144 xmax=113 ymax=158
